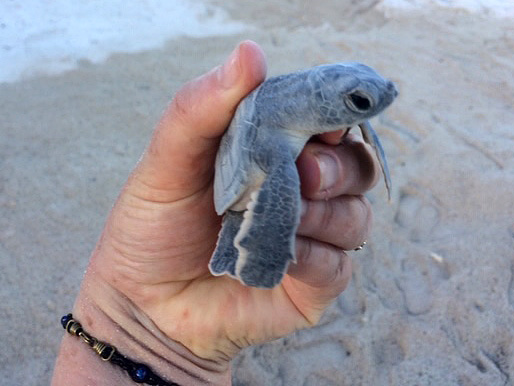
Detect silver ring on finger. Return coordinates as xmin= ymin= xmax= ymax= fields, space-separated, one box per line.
xmin=354 ymin=240 xmax=367 ymax=251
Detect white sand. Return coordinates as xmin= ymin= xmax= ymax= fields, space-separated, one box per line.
xmin=1 ymin=1 xmax=513 ymax=384
xmin=380 ymin=0 xmax=514 ymax=18
xmin=0 ymin=0 xmax=244 ymax=83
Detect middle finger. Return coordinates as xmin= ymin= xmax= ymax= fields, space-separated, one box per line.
xmin=297 ymin=195 xmax=372 ymax=250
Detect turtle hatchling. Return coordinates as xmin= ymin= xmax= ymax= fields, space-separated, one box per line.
xmin=209 ymin=62 xmax=398 ymax=288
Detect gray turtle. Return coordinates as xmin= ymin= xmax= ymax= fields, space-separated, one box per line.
xmin=209 ymin=62 xmax=398 ymax=288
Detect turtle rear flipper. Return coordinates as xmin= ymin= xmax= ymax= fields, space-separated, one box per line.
xmin=209 ymin=211 xmax=244 ymax=277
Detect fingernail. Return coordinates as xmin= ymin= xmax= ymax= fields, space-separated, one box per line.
xmin=315 ymin=152 xmax=339 ymax=191
xmin=217 ymin=44 xmax=241 ymax=89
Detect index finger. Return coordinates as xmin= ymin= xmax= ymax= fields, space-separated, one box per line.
xmin=297 ymin=133 xmax=381 ymax=199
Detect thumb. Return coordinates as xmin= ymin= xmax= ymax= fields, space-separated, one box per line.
xmin=131 ymin=41 xmax=267 ymax=202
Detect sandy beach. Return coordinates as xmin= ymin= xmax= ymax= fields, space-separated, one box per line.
xmin=1 ymin=1 xmax=513 ymax=384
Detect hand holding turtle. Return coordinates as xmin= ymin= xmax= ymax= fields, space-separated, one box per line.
xmin=53 ymin=41 xmax=380 ymax=385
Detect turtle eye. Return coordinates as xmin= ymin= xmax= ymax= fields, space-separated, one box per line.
xmin=345 ymin=91 xmax=373 ymax=112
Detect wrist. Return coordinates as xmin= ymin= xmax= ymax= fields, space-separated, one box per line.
xmin=53 ymin=268 xmax=231 ymax=385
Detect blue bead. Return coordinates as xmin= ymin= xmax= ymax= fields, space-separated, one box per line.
xmin=61 ymin=314 xmax=72 ymax=329
xmin=134 ymin=365 xmax=149 ymax=382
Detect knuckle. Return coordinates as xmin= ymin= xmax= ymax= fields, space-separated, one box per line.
xmin=330 ymin=250 xmax=351 ymax=288
xmin=353 ymin=195 xmax=371 ymax=218
xmin=169 ymin=83 xmax=195 ymax=123
xmin=363 ymin=144 xmax=381 ymax=190
xmin=320 ymin=200 xmax=337 ymax=231
xmin=295 ymin=236 xmax=313 ymax=265
xmin=351 ymin=140 xmax=380 ymax=192
xmin=345 ymin=196 xmax=371 ymax=241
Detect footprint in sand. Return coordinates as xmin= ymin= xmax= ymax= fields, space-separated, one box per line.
xmin=508 ymin=263 xmax=514 ymax=309
xmin=394 ymin=185 xmax=441 ymax=243
xmin=396 ymin=256 xmax=434 ymax=315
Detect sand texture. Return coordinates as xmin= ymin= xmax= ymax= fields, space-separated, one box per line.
xmin=1 ymin=1 xmax=513 ymax=385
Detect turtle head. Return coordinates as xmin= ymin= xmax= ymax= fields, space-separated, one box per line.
xmin=308 ymin=63 xmax=398 ymax=128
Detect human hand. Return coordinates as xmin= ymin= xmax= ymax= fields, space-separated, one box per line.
xmin=53 ymin=41 xmax=379 ymax=385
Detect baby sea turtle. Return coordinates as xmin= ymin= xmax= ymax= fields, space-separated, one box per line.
xmin=209 ymin=63 xmax=398 ymax=288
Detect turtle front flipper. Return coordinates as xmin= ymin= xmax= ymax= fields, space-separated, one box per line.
xmin=358 ymin=121 xmax=392 ymax=200
xmin=209 ymin=210 xmax=245 ymax=277
xmin=234 ymin=152 xmax=301 ymax=288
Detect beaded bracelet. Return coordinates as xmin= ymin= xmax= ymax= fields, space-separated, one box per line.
xmin=61 ymin=313 xmax=179 ymax=385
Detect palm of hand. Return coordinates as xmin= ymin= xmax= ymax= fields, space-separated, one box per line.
xmin=99 ymin=180 xmax=323 ymax=362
